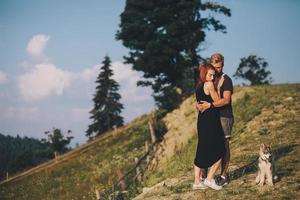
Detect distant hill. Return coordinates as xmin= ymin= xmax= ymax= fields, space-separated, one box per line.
xmin=0 ymin=84 xmax=299 ymax=200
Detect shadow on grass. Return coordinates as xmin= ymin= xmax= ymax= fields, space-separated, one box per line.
xmin=229 ymin=144 xmax=297 ymax=181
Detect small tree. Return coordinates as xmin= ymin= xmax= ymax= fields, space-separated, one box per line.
xmin=43 ymin=128 xmax=73 ymax=157
xmin=86 ymin=55 xmax=124 ymax=138
xmin=234 ymin=55 xmax=272 ymax=85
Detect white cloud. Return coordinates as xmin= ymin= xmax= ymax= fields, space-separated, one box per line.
xmin=19 ymin=60 xmax=32 ymax=70
xmin=79 ymin=64 xmax=100 ymax=82
xmin=18 ymin=63 xmax=74 ymax=101
xmin=0 ymin=71 xmax=8 ymax=84
xmin=0 ymin=106 xmax=39 ymax=120
xmin=77 ymin=61 xmax=152 ymax=103
xmin=71 ymin=108 xmax=90 ymax=122
xmin=78 ymin=61 xmax=140 ymax=83
xmin=111 ymin=61 xmax=152 ymax=103
xmin=26 ymin=34 xmax=50 ymax=61
xmin=18 ymin=34 xmax=75 ymax=101
xmin=22 ymin=34 xmax=152 ymax=104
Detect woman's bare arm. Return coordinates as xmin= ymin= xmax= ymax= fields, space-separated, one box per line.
xmin=204 ymin=82 xmax=220 ymax=102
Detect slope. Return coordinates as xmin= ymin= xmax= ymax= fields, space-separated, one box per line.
xmin=135 ymin=84 xmax=300 ymax=200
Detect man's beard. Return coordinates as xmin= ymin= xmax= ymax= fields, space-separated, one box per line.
xmin=215 ymin=71 xmax=223 ymax=77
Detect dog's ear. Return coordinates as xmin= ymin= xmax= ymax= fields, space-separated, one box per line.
xmin=260 ymin=143 xmax=265 ymax=149
xmin=263 ymin=143 xmax=271 ymax=150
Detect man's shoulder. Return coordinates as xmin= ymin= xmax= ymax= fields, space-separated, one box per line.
xmin=223 ymin=74 xmax=232 ymax=81
xmin=222 ymin=74 xmax=233 ymax=85
xmin=221 ymin=73 xmax=233 ymax=92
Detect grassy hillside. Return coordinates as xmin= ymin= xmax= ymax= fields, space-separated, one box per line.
xmin=0 ymin=114 xmax=153 ymax=199
xmin=135 ymin=84 xmax=300 ymax=200
xmin=0 ymin=84 xmax=299 ymax=200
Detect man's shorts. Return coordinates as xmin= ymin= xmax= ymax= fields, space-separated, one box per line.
xmin=220 ymin=117 xmax=234 ymax=139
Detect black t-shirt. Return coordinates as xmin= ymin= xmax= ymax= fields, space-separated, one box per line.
xmin=214 ymin=73 xmax=234 ymax=118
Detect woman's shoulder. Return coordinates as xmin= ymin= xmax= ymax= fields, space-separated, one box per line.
xmin=204 ymin=81 xmax=214 ymax=88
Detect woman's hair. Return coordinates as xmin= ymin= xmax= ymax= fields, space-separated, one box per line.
xmin=197 ymin=63 xmax=215 ymax=87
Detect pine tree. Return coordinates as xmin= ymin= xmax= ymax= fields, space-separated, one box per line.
xmin=86 ymin=56 xmax=124 ymax=138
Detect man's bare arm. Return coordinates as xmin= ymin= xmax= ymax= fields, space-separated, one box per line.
xmin=211 ymin=90 xmax=231 ymax=107
xmin=199 ymin=90 xmax=232 ymax=111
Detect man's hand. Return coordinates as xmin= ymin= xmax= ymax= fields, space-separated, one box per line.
xmin=196 ymin=101 xmax=211 ymax=113
xmin=196 ymin=103 xmax=203 ymax=112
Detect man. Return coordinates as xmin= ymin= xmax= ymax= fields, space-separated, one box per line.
xmin=197 ymin=53 xmax=234 ymax=186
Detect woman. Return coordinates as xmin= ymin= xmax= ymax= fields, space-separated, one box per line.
xmin=193 ymin=63 xmax=226 ymax=190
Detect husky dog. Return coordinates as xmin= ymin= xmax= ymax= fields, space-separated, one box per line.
xmin=255 ymin=144 xmax=277 ymax=186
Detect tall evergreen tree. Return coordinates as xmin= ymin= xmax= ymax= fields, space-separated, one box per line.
xmin=86 ymin=56 xmax=124 ymax=138
xmin=116 ymin=0 xmax=231 ymax=111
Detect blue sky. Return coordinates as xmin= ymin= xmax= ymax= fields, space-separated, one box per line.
xmin=0 ymin=0 xmax=299 ymax=145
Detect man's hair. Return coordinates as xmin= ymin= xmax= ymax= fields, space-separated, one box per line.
xmin=210 ymin=53 xmax=224 ymax=64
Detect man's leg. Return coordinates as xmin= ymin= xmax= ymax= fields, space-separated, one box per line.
xmin=221 ymin=138 xmax=230 ymax=177
xmin=218 ymin=117 xmax=233 ymax=185
xmin=201 ymin=168 xmax=207 ymax=178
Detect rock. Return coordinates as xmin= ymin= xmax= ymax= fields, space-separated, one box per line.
xmin=142 ymin=181 xmax=166 ymax=193
xmin=284 ymin=97 xmax=293 ymax=101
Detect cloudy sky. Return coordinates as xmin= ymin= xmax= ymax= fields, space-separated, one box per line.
xmin=0 ymin=0 xmax=299 ymax=145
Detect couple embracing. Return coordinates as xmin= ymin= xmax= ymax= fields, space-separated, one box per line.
xmin=193 ymin=53 xmax=234 ymax=190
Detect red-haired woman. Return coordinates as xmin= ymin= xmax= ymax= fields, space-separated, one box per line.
xmin=192 ymin=63 xmax=225 ymax=190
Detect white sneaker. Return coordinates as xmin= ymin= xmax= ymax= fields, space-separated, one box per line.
xmin=192 ymin=181 xmax=208 ymax=190
xmin=204 ymin=178 xmax=222 ymax=190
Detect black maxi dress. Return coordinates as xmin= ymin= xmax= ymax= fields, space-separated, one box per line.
xmin=194 ymin=85 xmax=225 ymax=168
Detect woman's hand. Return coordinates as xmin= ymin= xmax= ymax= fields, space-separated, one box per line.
xmin=196 ymin=101 xmax=211 ymax=113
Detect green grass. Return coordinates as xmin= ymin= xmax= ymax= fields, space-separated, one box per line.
xmin=0 ymin=114 xmax=153 ymax=200
xmin=139 ymin=84 xmax=300 ymax=200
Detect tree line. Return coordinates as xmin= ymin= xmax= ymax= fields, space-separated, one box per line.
xmin=0 ymin=133 xmax=49 ymax=181
xmin=0 ymin=128 xmax=73 ymax=181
